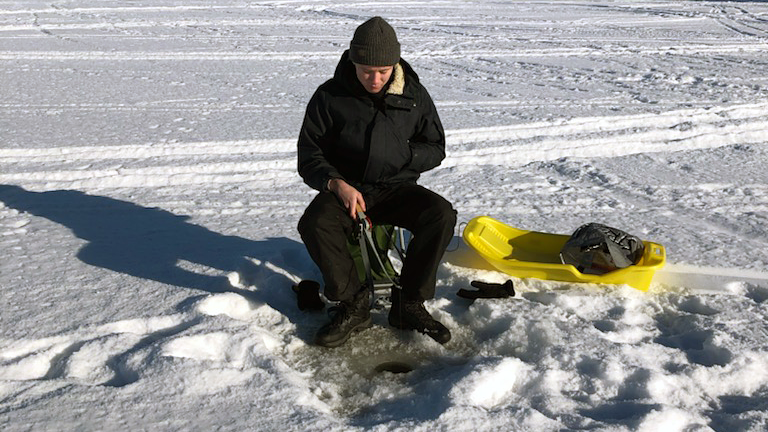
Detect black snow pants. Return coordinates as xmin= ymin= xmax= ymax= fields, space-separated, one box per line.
xmin=298 ymin=183 xmax=456 ymax=303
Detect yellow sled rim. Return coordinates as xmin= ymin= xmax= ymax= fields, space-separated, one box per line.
xmin=462 ymin=216 xmax=666 ymax=291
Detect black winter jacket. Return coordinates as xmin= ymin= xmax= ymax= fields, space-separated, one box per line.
xmin=298 ymin=51 xmax=446 ymax=194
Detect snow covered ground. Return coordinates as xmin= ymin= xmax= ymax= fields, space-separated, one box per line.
xmin=2 ymin=1 xmax=768 ymax=430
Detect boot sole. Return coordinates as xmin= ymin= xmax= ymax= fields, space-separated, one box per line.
xmin=315 ymin=316 xmax=373 ymax=348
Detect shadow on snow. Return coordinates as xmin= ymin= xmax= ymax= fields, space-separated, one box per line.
xmin=0 ymin=184 xmax=313 ymax=335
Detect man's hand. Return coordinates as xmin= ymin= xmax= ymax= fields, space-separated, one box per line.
xmin=328 ymin=178 xmax=366 ymax=218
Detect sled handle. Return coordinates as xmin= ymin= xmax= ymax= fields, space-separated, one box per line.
xmin=643 ymin=242 xmax=666 ymax=267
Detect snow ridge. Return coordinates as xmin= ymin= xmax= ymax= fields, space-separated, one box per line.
xmin=446 ymin=103 xmax=768 ymax=167
xmin=2 ymin=103 xmax=766 ymax=191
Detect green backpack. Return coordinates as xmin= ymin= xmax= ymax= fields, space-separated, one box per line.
xmin=347 ymin=223 xmax=401 ymax=287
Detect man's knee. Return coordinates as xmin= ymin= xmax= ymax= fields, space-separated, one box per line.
xmin=440 ymin=200 xmax=458 ymax=225
xmin=298 ymin=193 xmax=349 ymax=237
xmin=297 ymin=211 xmax=313 ymax=238
xmin=425 ymin=196 xmax=457 ymax=230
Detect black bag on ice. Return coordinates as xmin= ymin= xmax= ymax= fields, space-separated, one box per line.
xmin=559 ymin=223 xmax=644 ymax=275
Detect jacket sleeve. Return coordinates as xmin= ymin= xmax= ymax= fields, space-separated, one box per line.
xmin=407 ymin=86 xmax=446 ymax=173
xmin=297 ymin=88 xmax=342 ymax=191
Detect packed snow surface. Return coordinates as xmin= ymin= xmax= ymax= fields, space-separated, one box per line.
xmin=2 ymin=1 xmax=768 ymax=431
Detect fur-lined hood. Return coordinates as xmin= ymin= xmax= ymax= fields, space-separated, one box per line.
xmin=333 ymin=50 xmax=420 ymax=98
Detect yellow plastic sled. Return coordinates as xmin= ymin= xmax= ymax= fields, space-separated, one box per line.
xmin=462 ymin=216 xmax=666 ymax=291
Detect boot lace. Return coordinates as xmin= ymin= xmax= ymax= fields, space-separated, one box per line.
xmin=402 ymin=302 xmax=439 ymax=328
xmin=327 ymin=304 xmax=351 ymax=328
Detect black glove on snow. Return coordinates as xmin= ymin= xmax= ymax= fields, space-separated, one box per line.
xmin=457 ymin=280 xmax=515 ymax=299
xmin=292 ymin=280 xmax=325 ymax=311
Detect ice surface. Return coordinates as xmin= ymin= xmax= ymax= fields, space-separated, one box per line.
xmin=2 ymin=1 xmax=768 ymax=431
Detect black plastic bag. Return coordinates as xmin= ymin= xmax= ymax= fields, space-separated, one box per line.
xmin=559 ymin=223 xmax=644 ymax=275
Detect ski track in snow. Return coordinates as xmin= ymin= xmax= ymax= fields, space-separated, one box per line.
xmin=2 ymin=103 xmax=766 ymax=189
xmin=2 ymin=1 xmax=768 ymax=431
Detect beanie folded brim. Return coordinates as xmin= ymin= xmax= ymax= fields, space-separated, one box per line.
xmin=349 ymin=43 xmax=400 ymax=66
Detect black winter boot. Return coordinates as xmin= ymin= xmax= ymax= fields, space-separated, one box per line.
xmin=315 ymin=288 xmax=372 ymax=348
xmin=389 ymin=294 xmax=451 ymax=344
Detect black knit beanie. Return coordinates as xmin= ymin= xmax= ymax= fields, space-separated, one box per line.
xmin=349 ymin=17 xmax=400 ymax=66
